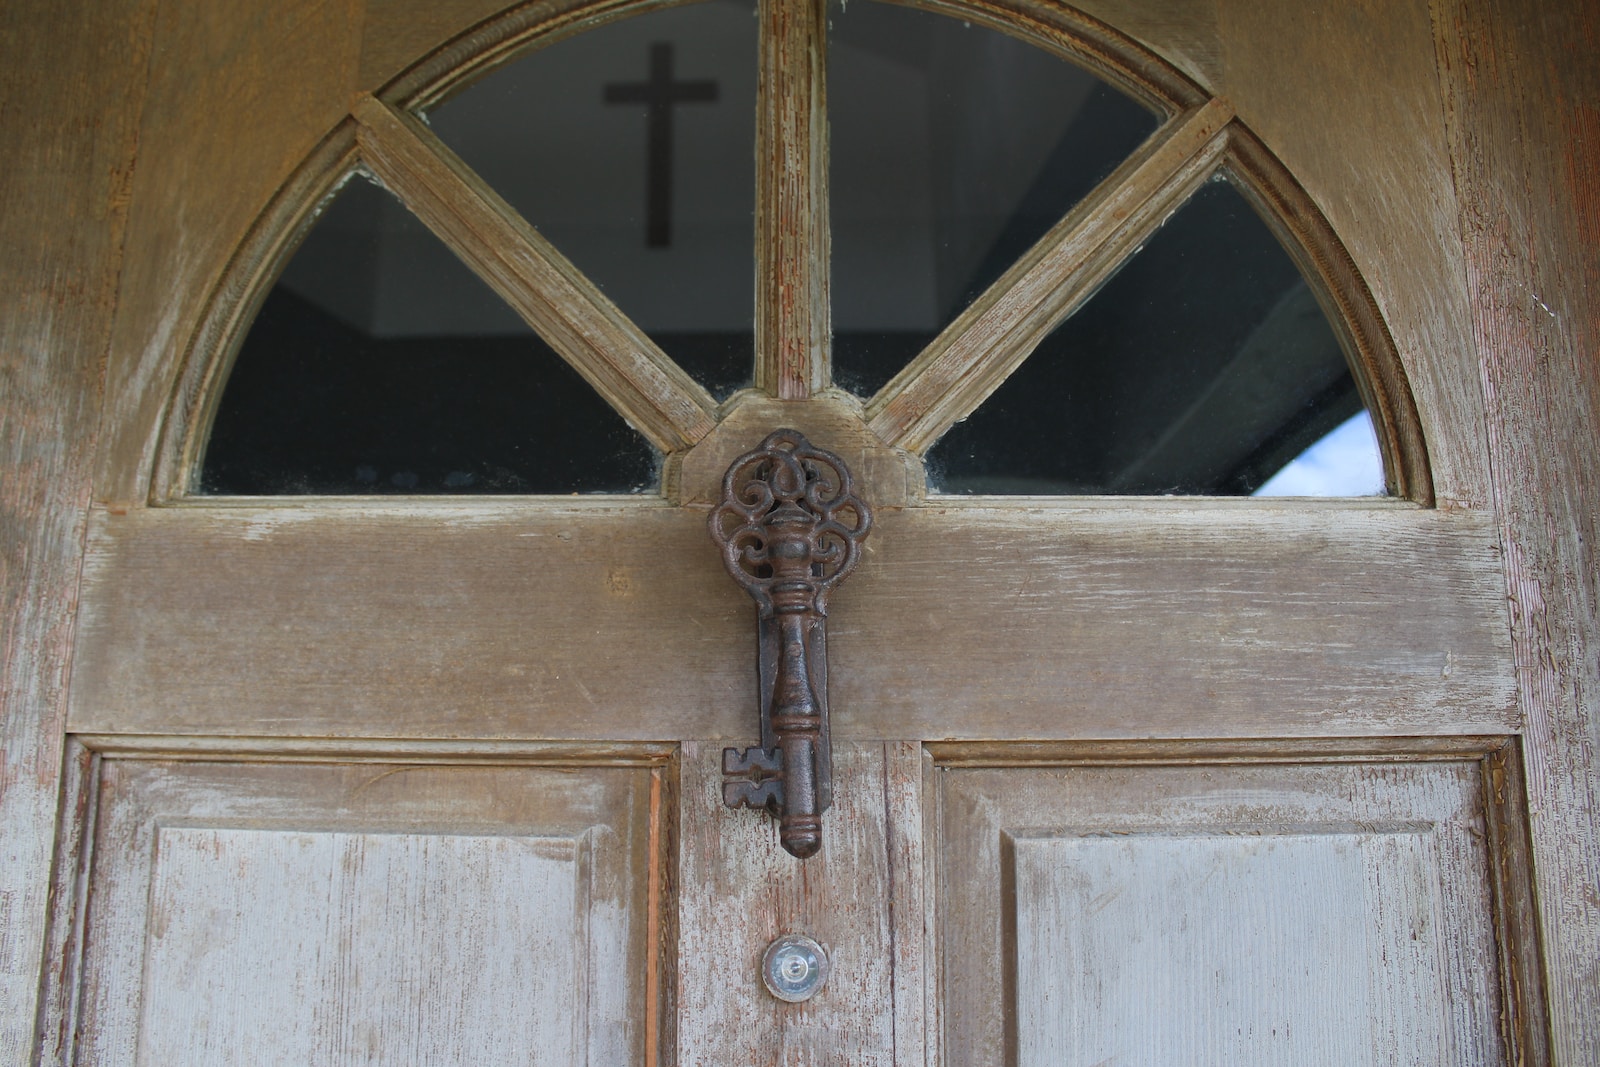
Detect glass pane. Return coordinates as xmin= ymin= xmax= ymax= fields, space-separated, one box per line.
xmin=1254 ymin=411 xmax=1385 ymax=496
xmin=201 ymin=177 xmax=658 ymax=495
xmin=927 ymin=175 xmax=1377 ymax=496
xmin=829 ymin=1 xmax=1160 ymax=397
xmin=429 ymin=0 xmax=758 ymax=400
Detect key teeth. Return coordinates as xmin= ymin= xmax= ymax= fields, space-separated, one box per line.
xmin=723 ymin=778 xmax=784 ymax=812
xmin=723 ymin=746 xmax=782 ymax=776
xmin=723 ymin=746 xmax=784 ymax=814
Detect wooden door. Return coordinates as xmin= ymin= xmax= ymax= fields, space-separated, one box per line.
xmin=8 ymin=0 xmax=1589 ymax=1064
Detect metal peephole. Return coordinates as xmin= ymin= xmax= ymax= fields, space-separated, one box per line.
xmin=761 ymin=935 xmax=829 ymax=1003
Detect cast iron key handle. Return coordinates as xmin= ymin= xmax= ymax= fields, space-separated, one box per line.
xmin=709 ymin=430 xmax=872 ymax=858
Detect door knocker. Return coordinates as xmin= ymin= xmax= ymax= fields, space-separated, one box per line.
xmin=709 ymin=430 xmax=872 ymax=858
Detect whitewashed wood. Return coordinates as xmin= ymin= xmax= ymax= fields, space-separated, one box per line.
xmin=358 ymin=0 xmax=518 ymax=94
xmin=935 ymin=759 xmax=1510 ymax=1065
xmin=1480 ymin=742 xmax=1550 ymax=1062
xmin=1431 ymin=1 xmax=1600 ymax=1058
xmin=74 ymin=734 xmax=675 ymax=764
xmin=1208 ymin=0 xmax=1492 ymax=508
xmin=0 ymin=1 xmax=153 ymax=1056
xmin=140 ymin=828 xmax=590 ymax=1065
xmin=34 ymin=744 xmax=100 ymax=1066
xmin=675 ymin=741 xmax=921 ymax=1066
xmin=883 ymin=742 xmax=927 ymax=1066
xmin=1016 ymin=833 xmax=1457 ymax=1064
xmin=1061 ymin=0 xmax=1222 ymax=93
xmin=68 ymin=758 xmax=666 ymax=1065
xmin=68 ymin=501 xmax=1514 ymax=742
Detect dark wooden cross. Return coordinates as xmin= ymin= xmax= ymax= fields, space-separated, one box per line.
xmin=603 ymin=42 xmax=719 ymax=247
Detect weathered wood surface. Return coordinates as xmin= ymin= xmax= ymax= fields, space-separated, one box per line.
xmin=92 ymin=0 xmax=366 ymax=506
xmin=360 ymin=0 xmax=528 ymax=93
xmin=934 ymin=757 xmax=1513 ymax=1065
xmin=675 ymin=741 xmax=922 ymax=1066
xmin=1212 ymin=0 xmax=1491 ymax=509
xmin=668 ymin=391 xmax=925 ymax=506
xmin=0 ymin=0 xmax=153 ymax=1056
xmin=1064 ymin=0 xmax=1491 ymax=509
xmin=1064 ymin=0 xmax=1222 ymax=92
xmin=865 ymin=100 xmax=1232 ymax=453
xmin=354 ymin=94 xmax=718 ymax=453
xmin=754 ymin=0 xmax=830 ymax=398
xmin=62 ymin=755 xmax=668 ymax=1064
xmin=1434 ymin=0 xmax=1600 ymax=1058
xmin=70 ymin=501 xmax=1513 ymax=741
xmin=4 ymin=0 xmax=1596 ymax=1061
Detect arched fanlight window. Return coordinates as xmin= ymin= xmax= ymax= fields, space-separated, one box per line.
xmin=185 ymin=0 xmax=1428 ymax=503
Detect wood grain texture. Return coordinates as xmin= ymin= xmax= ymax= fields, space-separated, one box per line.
xmin=5 ymin=3 xmax=1591 ymax=1060
xmin=1064 ymin=0 xmax=1222 ymax=93
xmin=1433 ymin=0 xmax=1600 ymax=1057
xmin=354 ymin=94 xmax=719 ymax=453
xmin=754 ymin=0 xmax=830 ymax=399
xmin=1482 ymin=740 xmax=1550 ymax=1065
xmin=32 ymin=744 xmax=99 ymax=1066
xmin=152 ymin=132 xmax=360 ymax=502
xmin=62 ymin=756 xmax=669 ymax=1065
xmin=1212 ymin=0 xmax=1490 ymax=508
xmin=668 ymin=391 xmax=925 ymax=506
xmin=934 ymin=758 xmax=1515 ymax=1065
xmin=0 ymin=0 xmax=155 ymax=1055
xmin=92 ymin=0 xmax=365 ymax=506
xmin=865 ymin=99 xmax=1232 ymax=452
xmin=675 ymin=741 xmax=923 ymax=1066
xmin=359 ymin=0 xmax=534 ymax=92
xmin=69 ymin=500 xmax=1512 ymax=742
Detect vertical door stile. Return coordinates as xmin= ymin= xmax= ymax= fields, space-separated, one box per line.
xmin=754 ymin=0 xmax=830 ymax=398
xmin=676 ymin=741 xmax=924 ymax=1066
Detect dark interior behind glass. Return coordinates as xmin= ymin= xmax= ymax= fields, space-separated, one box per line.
xmin=201 ymin=178 xmax=657 ymax=495
xmin=828 ymin=2 xmax=1160 ymax=397
xmin=927 ymin=175 xmax=1366 ymax=495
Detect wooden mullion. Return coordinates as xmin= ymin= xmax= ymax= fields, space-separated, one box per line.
xmin=754 ymin=0 xmax=830 ymax=399
xmin=865 ymin=97 xmax=1234 ymax=452
xmin=352 ymin=94 xmax=718 ymax=454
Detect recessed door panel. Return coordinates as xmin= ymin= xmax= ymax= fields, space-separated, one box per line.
xmin=935 ymin=758 xmax=1508 ymax=1065
xmin=70 ymin=757 xmax=670 ymax=1066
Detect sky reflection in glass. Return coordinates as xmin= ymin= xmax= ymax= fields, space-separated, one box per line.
xmin=1254 ymin=411 xmax=1384 ymax=497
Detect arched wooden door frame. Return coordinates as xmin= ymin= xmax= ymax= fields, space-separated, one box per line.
xmin=3 ymin=0 xmax=1593 ymax=1063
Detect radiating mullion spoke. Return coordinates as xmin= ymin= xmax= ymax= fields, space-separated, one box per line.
xmin=353 ymin=94 xmax=719 ymax=454
xmin=865 ymin=97 xmax=1236 ymax=453
xmin=755 ymin=0 xmax=830 ymax=399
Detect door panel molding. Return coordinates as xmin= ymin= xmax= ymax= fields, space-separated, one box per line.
xmin=36 ymin=737 xmax=679 ymax=1066
xmin=923 ymin=738 xmax=1547 ymax=1066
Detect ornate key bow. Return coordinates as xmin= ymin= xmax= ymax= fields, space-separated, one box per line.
xmin=708 ymin=430 xmax=873 ymax=858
